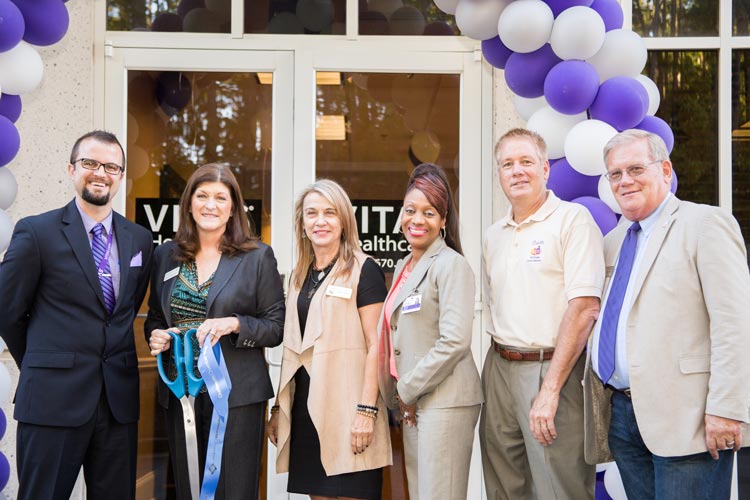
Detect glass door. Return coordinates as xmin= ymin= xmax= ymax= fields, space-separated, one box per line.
xmin=104 ymin=47 xmax=294 ymax=500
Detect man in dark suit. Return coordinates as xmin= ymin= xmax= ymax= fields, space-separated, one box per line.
xmin=0 ymin=130 xmax=154 ymax=499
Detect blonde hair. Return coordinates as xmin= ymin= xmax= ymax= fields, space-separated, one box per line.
xmin=292 ymin=179 xmax=362 ymax=289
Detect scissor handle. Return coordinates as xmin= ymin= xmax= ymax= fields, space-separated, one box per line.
xmin=183 ymin=329 xmax=205 ymax=397
xmin=156 ymin=331 xmax=186 ymax=399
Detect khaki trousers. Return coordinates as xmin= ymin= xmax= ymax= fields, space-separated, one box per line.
xmin=479 ymin=348 xmax=594 ymax=500
xmin=402 ymin=404 xmax=481 ymax=500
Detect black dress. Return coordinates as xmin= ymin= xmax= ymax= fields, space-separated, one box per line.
xmin=287 ymin=259 xmax=388 ymax=500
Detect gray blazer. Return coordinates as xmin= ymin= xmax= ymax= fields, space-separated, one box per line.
xmin=378 ymin=237 xmax=483 ymax=409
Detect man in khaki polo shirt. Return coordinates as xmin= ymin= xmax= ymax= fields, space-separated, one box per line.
xmin=479 ymin=128 xmax=604 ymax=500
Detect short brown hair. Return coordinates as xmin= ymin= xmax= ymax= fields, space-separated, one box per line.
xmin=494 ymin=128 xmax=548 ymax=163
xmin=173 ymin=163 xmax=258 ymax=262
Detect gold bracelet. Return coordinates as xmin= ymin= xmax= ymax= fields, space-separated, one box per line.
xmin=270 ymin=405 xmax=280 ymax=414
xmin=357 ymin=409 xmax=377 ymax=419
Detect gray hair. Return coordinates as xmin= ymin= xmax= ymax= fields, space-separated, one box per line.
xmin=603 ymin=129 xmax=670 ymax=165
xmin=494 ymin=128 xmax=548 ymax=163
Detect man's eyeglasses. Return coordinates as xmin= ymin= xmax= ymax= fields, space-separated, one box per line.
xmin=604 ymin=160 xmax=662 ymax=183
xmin=73 ymin=158 xmax=124 ymax=175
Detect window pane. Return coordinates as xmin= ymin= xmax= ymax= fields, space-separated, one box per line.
xmin=244 ymin=0 xmax=347 ymax=34
xmin=735 ymin=0 xmax=750 ymax=35
xmin=315 ymin=71 xmax=459 ymax=276
xmin=107 ymin=0 xmax=231 ymax=32
xmin=361 ymin=0 xmax=458 ymax=35
xmin=732 ymin=50 xmax=750 ymax=258
xmin=644 ymin=50 xmax=718 ymax=205
xmin=632 ymin=0 xmax=717 ymax=37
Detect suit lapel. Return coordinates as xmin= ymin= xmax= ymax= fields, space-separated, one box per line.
xmin=61 ymin=200 xmax=107 ymax=310
xmin=206 ymin=253 xmax=242 ymax=314
xmin=112 ymin=214 xmax=133 ymax=312
xmin=390 ymin=237 xmax=445 ymax=320
xmin=160 ymin=247 xmax=180 ymax=326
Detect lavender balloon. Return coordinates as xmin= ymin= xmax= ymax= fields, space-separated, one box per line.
xmin=544 ymin=60 xmax=599 ymax=115
xmin=482 ymin=36 xmax=513 ymax=70
xmin=572 ymin=196 xmax=618 ymax=235
xmin=14 ymin=0 xmax=69 ymax=46
xmin=0 ymin=115 xmax=20 ymax=167
xmin=0 ymin=452 xmax=8 ymax=490
xmin=504 ymin=44 xmax=561 ymax=98
xmin=589 ymin=76 xmax=649 ymax=131
xmin=543 ymin=0 xmax=593 ymax=17
xmin=671 ymin=169 xmax=678 ymax=194
xmin=0 ymin=0 xmax=24 ymax=52
xmin=548 ymin=158 xmax=600 ymax=201
xmin=590 ymin=0 xmax=623 ymax=31
xmin=0 ymin=93 xmax=21 ymax=122
xmin=635 ymin=115 xmax=675 ymax=153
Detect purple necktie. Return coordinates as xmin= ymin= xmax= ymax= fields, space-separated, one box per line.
xmin=91 ymin=223 xmax=116 ymax=315
xmin=598 ymin=222 xmax=641 ymax=384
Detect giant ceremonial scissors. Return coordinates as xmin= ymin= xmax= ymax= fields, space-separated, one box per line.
xmin=157 ymin=329 xmax=204 ymax=500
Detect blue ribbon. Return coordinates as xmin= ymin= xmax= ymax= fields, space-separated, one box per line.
xmin=197 ymin=340 xmax=232 ymax=500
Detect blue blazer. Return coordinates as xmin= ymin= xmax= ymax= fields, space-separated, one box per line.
xmin=0 ymin=199 xmax=154 ymax=426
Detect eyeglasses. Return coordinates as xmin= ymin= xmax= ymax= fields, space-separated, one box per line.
xmin=73 ymin=158 xmax=124 ymax=175
xmin=604 ymin=160 xmax=662 ymax=183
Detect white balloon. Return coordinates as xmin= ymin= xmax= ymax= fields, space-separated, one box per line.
xmin=0 ymin=168 xmax=18 ymax=210
xmin=0 ymin=362 xmax=11 ymax=402
xmin=512 ymin=94 xmax=548 ymax=121
xmin=498 ymin=0 xmax=554 ymax=54
xmin=550 ymin=6 xmax=606 ymax=60
xmin=126 ymin=146 xmax=150 ymax=180
xmin=127 ymin=113 xmax=139 ymax=145
xmin=587 ymin=29 xmax=648 ymax=82
xmin=390 ymin=6 xmax=426 ymax=35
xmin=367 ymin=0 xmax=403 ymax=18
xmin=604 ymin=463 xmax=628 ymax=500
xmin=635 ymin=74 xmax=660 ymax=116
xmin=205 ymin=0 xmax=231 ymax=23
xmin=434 ymin=0 xmax=459 ymax=15
xmin=0 ymin=208 xmax=12 ymax=253
xmin=267 ymin=12 xmax=304 ymax=34
xmin=0 ymin=41 xmax=44 ymax=95
xmin=596 ymin=461 xmax=613 ymax=473
xmin=296 ymin=0 xmax=334 ymax=32
xmin=455 ymin=0 xmax=511 ymax=41
xmin=598 ymin=174 xmax=622 ymax=213
xmin=526 ymin=106 xmax=587 ymax=160
xmin=564 ymin=119 xmax=618 ymax=176
xmin=183 ymin=8 xmax=223 ymax=32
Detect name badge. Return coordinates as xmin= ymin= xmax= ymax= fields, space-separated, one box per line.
xmin=326 ymin=285 xmax=353 ymax=299
xmin=164 ymin=267 xmax=180 ymax=282
xmin=401 ymin=294 xmax=421 ymax=314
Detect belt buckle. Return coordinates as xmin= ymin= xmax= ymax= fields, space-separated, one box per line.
xmin=507 ymin=350 xmax=523 ymax=361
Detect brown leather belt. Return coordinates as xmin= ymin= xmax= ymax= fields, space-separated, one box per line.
xmin=606 ymin=384 xmax=632 ymax=399
xmin=493 ymin=341 xmax=554 ymax=362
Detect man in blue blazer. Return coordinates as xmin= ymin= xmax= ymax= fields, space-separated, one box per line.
xmin=0 ymin=130 xmax=154 ymax=499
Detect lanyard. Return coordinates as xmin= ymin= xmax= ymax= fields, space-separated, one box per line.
xmin=95 ymin=227 xmax=115 ymax=277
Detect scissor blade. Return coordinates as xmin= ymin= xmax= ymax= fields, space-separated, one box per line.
xmin=180 ymin=396 xmax=201 ymax=500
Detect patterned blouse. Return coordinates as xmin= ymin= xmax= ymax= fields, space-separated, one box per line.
xmin=168 ymin=260 xmax=214 ymax=390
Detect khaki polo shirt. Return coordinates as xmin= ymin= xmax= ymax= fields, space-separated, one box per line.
xmin=482 ymin=191 xmax=604 ymax=348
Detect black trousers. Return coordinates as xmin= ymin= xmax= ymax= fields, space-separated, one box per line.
xmin=166 ymin=392 xmax=265 ymax=500
xmin=16 ymin=392 xmax=137 ymax=500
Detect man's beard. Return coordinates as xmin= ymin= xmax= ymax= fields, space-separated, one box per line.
xmin=82 ymin=186 xmax=111 ymax=206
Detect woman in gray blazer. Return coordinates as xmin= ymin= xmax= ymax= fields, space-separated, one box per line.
xmin=378 ymin=163 xmax=483 ymax=500
xmin=146 ymin=163 xmax=285 ymax=499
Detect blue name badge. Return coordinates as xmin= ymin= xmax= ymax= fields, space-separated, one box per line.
xmin=401 ymin=294 xmax=421 ymax=314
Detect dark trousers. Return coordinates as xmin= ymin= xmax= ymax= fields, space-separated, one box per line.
xmin=166 ymin=392 xmax=265 ymax=500
xmin=608 ymin=390 xmax=734 ymax=500
xmin=16 ymin=392 xmax=137 ymax=500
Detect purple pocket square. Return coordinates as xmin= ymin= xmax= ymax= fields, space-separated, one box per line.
xmin=130 ymin=252 xmax=142 ymax=267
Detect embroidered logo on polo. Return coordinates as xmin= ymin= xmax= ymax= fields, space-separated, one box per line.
xmin=527 ymin=240 xmax=544 ymax=262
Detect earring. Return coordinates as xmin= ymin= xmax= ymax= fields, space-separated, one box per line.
xmin=440 ymin=227 xmax=446 ymax=239
xmin=302 ymin=231 xmax=307 ymax=239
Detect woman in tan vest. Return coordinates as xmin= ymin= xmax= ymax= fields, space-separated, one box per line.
xmin=268 ymin=179 xmax=392 ymax=500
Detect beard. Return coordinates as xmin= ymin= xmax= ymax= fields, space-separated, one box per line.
xmin=82 ymin=186 xmax=111 ymax=206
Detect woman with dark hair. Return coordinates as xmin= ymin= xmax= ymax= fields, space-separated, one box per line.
xmin=268 ymin=179 xmax=392 ymax=500
xmin=378 ymin=163 xmax=483 ymax=500
xmin=146 ymin=163 xmax=285 ymax=499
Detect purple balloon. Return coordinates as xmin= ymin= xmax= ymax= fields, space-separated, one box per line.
xmin=177 ymin=0 xmax=204 ymax=18
xmin=671 ymin=168 xmax=678 ymax=194
xmin=589 ymin=76 xmax=649 ymax=131
xmin=424 ymin=21 xmax=456 ymax=36
xmin=14 ymin=0 xmax=69 ymax=46
xmin=151 ymin=12 xmax=182 ymax=32
xmin=0 ymin=452 xmax=8 ymax=491
xmin=543 ymin=0 xmax=594 ymax=17
xmin=573 ymin=196 xmax=618 ymax=235
xmin=548 ymin=158 xmax=600 ymax=201
xmin=0 ymin=0 xmax=24 ymax=52
xmin=544 ymin=60 xmax=599 ymax=115
xmin=504 ymin=44 xmax=561 ymax=98
xmin=0 ymin=93 xmax=21 ymax=122
xmin=0 ymin=408 xmax=5 ymax=440
xmin=590 ymin=0 xmax=624 ymax=31
xmin=156 ymin=72 xmax=192 ymax=116
xmin=0 ymin=115 xmax=20 ymax=167
xmin=482 ymin=36 xmax=513 ymax=70
xmin=359 ymin=10 xmax=389 ymax=35
xmin=635 ymin=115 xmax=675 ymax=153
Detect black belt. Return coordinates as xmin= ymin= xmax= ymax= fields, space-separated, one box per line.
xmin=606 ymin=384 xmax=631 ymax=399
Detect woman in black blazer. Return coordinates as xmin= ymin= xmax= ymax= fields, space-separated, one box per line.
xmin=145 ymin=163 xmax=285 ymax=499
